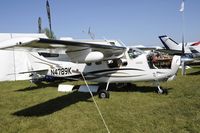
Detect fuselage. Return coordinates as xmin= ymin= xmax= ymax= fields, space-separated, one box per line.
xmin=33 ymin=48 xmax=180 ymax=83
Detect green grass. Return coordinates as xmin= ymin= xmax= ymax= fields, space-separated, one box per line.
xmin=0 ymin=67 xmax=200 ymax=133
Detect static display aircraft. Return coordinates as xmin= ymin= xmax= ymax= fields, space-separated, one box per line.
xmin=159 ymin=35 xmax=200 ymax=56
xmin=159 ymin=35 xmax=200 ymax=75
xmin=0 ymin=36 xmax=181 ymax=98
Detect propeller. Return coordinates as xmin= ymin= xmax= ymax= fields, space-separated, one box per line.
xmin=180 ymin=42 xmax=194 ymax=75
xmin=181 ymin=58 xmax=186 ymax=75
xmin=181 ymin=42 xmax=186 ymax=75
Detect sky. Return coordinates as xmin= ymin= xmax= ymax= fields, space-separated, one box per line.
xmin=0 ymin=0 xmax=200 ymax=46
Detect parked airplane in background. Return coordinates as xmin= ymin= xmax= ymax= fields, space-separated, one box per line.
xmin=159 ymin=35 xmax=200 ymax=55
xmin=0 ymin=35 xmax=181 ymax=98
xmin=159 ymin=35 xmax=200 ymax=75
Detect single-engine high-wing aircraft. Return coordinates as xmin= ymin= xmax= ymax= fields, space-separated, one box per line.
xmin=0 ymin=37 xmax=181 ymax=98
xmin=159 ymin=35 xmax=200 ymax=75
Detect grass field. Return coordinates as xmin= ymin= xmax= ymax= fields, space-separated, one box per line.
xmin=0 ymin=67 xmax=200 ymax=133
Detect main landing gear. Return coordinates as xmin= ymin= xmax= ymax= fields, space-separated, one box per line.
xmin=98 ymin=89 xmax=110 ymax=99
xmin=98 ymin=82 xmax=110 ymax=99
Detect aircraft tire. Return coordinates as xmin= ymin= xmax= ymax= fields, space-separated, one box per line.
xmin=98 ymin=90 xmax=110 ymax=99
xmin=156 ymin=87 xmax=168 ymax=95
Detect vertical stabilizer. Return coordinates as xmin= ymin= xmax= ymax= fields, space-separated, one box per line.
xmin=159 ymin=35 xmax=181 ymax=50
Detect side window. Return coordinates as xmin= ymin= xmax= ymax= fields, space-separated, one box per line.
xmin=128 ymin=49 xmax=142 ymax=59
xmin=38 ymin=52 xmax=59 ymax=57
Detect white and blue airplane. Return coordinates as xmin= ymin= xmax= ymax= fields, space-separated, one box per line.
xmin=0 ymin=35 xmax=181 ymax=98
xmin=159 ymin=35 xmax=200 ymax=75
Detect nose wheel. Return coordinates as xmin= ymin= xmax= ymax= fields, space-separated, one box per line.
xmin=157 ymin=86 xmax=168 ymax=95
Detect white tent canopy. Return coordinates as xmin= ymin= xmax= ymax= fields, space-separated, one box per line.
xmin=0 ymin=33 xmax=48 ymax=81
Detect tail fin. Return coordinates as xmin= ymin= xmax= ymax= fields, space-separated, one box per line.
xmin=159 ymin=35 xmax=181 ymax=50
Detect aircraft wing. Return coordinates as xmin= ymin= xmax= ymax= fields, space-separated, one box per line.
xmin=1 ymin=38 xmax=126 ymax=63
xmin=129 ymin=46 xmax=163 ymax=51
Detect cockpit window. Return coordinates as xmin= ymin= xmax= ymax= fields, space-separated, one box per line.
xmin=128 ymin=48 xmax=142 ymax=59
xmin=38 ymin=52 xmax=59 ymax=57
xmin=109 ymin=42 xmax=115 ymax=46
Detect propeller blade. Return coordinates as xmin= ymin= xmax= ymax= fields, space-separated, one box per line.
xmin=181 ymin=61 xmax=186 ymax=75
xmin=182 ymin=42 xmax=185 ymax=55
xmin=181 ymin=41 xmax=186 ymax=75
